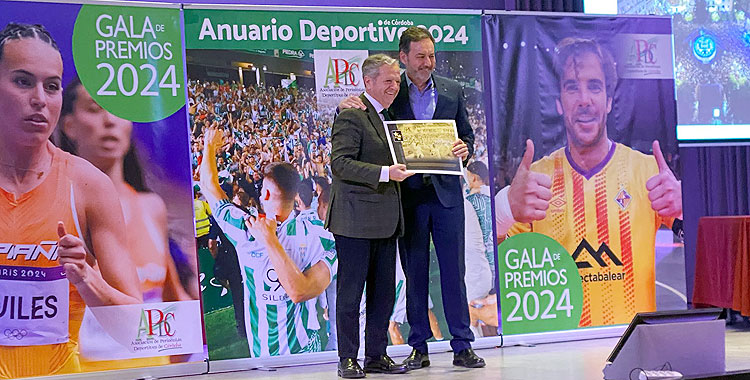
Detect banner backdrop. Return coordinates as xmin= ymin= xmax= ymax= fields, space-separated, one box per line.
xmin=483 ymin=14 xmax=681 ymax=335
xmin=184 ymin=6 xmax=495 ymax=361
xmin=0 ymin=1 xmax=205 ymax=378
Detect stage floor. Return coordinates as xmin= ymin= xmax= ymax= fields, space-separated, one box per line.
xmin=177 ymin=323 xmax=750 ymax=380
xmin=169 ymin=229 xmax=746 ymax=380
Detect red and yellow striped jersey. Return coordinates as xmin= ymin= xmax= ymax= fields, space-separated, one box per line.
xmin=509 ymin=143 xmax=673 ymax=327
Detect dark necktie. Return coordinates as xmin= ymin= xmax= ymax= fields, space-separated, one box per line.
xmin=380 ymin=109 xmax=391 ymax=121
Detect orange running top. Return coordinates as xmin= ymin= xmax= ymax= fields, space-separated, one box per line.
xmin=0 ymin=147 xmax=86 ymax=378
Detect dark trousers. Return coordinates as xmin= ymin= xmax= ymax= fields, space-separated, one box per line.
xmin=335 ymin=234 xmax=397 ymax=359
xmin=401 ymin=185 xmax=474 ymax=353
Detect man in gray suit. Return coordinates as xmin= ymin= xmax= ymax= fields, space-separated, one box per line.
xmin=326 ymin=54 xmax=412 ymax=378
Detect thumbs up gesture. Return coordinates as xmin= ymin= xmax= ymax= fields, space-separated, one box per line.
xmin=57 ymin=221 xmax=89 ymax=286
xmin=508 ymin=140 xmax=553 ymax=223
xmin=646 ymin=140 xmax=682 ymax=218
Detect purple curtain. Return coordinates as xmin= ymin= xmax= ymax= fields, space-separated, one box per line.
xmin=681 ymin=145 xmax=750 ymax=301
xmin=122 ymin=0 xmax=508 ymax=8
xmin=515 ymin=0 xmax=583 ymax=12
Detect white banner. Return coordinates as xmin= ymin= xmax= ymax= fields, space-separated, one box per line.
xmin=83 ymin=301 xmax=204 ymax=359
xmin=613 ymin=33 xmax=674 ymax=79
xmin=313 ymin=49 xmax=368 ymax=109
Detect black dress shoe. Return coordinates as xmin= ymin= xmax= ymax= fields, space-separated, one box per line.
xmin=453 ymin=348 xmax=486 ymax=368
xmin=338 ymin=357 xmax=366 ymax=378
xmin=402 ymin=348 xmax=430 ymax=369
xmin=363 ymin=354 xmax=409 ymax=374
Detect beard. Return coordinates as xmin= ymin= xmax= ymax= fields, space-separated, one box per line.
xmin=565 ymin=112 xmax=607 ymax=149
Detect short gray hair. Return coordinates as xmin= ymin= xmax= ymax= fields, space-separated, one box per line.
xmin=362 ymin=54 xmax=398 ymax=80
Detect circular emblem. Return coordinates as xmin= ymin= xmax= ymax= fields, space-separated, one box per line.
xmin=693 ymin=34 xmax=717 ymax=64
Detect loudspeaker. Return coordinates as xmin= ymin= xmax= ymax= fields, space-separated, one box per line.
xmin=603 ymin=308 xmax=725 ymax=380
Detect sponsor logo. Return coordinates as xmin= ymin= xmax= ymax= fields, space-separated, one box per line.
xmin=572 ymin=239 xmax=623 ymax=269
xmin=264 ymin=268 xmax=283 ymax=292
xmin=128 ymin=304 xmax=194 ymax=353
xmin=615 ymin=34 xmax=673 ymax=79
xmin=633 ymin=38 xmax=658 ymax=64
xmin=549 ymin=196 xmax=565 ymax=212
xmin=323 ymin=57 xmax=361 ymax=88
xmin=261 ymin=268 xmax=293 ymax=301
xmin=137 ymin=307 xmax=176 ymax=340
xmin=572 ymin=239 xmax=625 ymax=283
xmin=282 ymin=49 xmax=305 ymax=59
xmin=580 ymin=272 xmax=625 ymax=283
xmin=0 ymin=242 xmax=59 ymax=261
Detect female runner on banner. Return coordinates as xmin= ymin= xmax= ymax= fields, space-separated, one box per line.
xmin=57 ymin=78 xmax=193 ymax=370
xmin=0 ymin=23 xmax=141 ymax=379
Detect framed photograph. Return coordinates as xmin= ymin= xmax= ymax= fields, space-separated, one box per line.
xmin=384 ymin=120 xmax=463 ymax=175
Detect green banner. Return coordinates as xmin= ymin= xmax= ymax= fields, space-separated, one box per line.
xmin=248 ymin=48 xmax=313 ymax=61
xmin=72 ymin=5 xmax=185 ymax=122
xmin=184 ymin=9 xmax=481 ymax=51
xmin=498 ymin=233 xmax=584 ymax=335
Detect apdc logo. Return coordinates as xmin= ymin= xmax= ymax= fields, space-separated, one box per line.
xmin=633 ymin=38 xmax=658 ymax=64
xmin=137 ymin=308 xmax=176 ymax=339
xmin=571 ymin=239 xmax=623 ymax=269
xmin=324 ymin=57 xmax=361 ymax=88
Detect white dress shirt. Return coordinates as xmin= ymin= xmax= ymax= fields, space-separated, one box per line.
xmin=363 ymin=92 xmax=392 ymax=183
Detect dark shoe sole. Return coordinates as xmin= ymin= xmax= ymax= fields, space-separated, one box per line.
xmin=452 ymin=359 xmax=486 ymax=368
xmin=338 ymin=369 xmax=366 ymax=378
xmin=405 ymin=360 xmax=430 ymax=370
xmin=363 ymin=367 xmax=409 ymax=374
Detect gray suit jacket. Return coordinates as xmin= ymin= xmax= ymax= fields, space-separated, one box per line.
xmin=325 ymin=94 xmax=404 ymax=239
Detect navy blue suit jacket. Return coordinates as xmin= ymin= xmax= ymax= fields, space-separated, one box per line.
xmin=387 ymin=73 xmax=474 ymax=208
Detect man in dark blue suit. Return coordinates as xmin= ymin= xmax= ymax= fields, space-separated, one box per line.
xmin=339 ymin=26 xmax=484 ymax=369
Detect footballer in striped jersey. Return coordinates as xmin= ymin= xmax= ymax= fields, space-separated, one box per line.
xmin=200 ymin=128 xmax=336 ymax=357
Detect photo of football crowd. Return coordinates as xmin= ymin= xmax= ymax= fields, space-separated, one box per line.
xmin=187 ymin=48 xmax=496 ymax=360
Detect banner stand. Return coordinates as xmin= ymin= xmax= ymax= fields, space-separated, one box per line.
xmin=484 ymin=9 xmax=678 ymax=348
xmin=1 ymin=2 xmax=207 ymax=379
xmin=207 ymin=336 xmax=503 ymax=373
xmin=206 ymin=327 xmax=624 ymax=373
xmin=22 ymin=362 xmax=208 ymax=380
xmin=501 ymin=325 xmax=626 ymax=347
xmin=17 ymin=328 xmax=624 ymax=377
